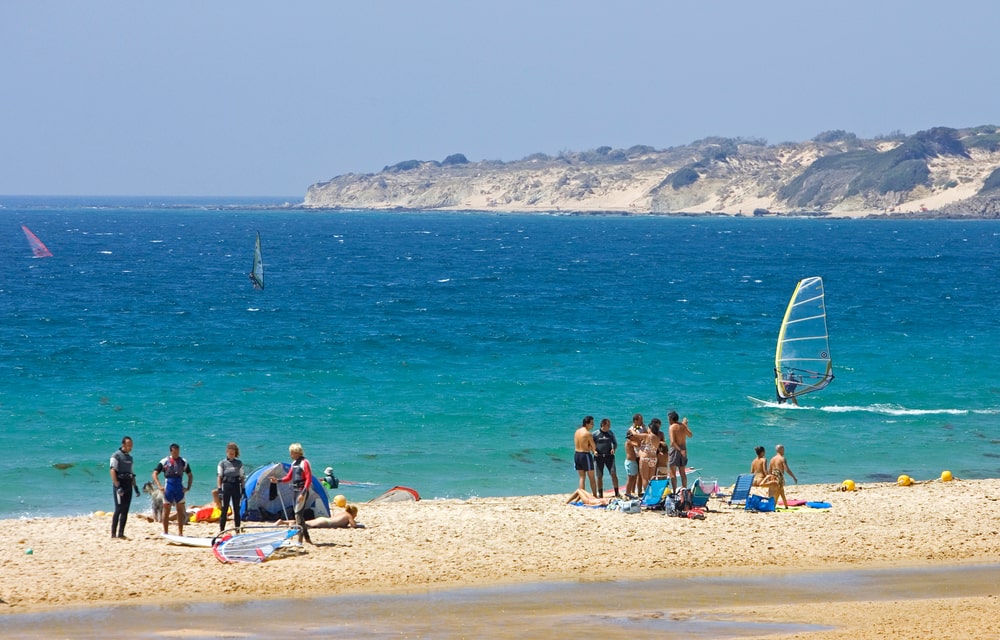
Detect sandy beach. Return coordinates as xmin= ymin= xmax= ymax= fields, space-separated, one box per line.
xmin=2 ymin=478 xmax=999 ymax=638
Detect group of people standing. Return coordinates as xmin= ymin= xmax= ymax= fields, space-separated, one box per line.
xmin=573 ymin=412 xmax=693 ymax=501
xmin=109 ymin=438 xmax=332 ymax=544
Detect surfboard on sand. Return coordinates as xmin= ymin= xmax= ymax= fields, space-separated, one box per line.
xmin=162 ymin=533 xmax=215 ymax=547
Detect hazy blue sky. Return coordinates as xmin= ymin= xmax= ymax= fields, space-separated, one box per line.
xmin=3 ymin=1 xmax=997 ymax=197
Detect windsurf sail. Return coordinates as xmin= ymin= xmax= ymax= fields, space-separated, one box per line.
xmin=249 ymin=231 xmax=264 ymax=290
xmin=368 ymin=486 xmax=420 ymax=503
xmin=774 ymin=276 xmax=833 ymax=402
xmin=21 ymin=225 xmax=53 ymax=258
xmin=212 ymin=527 xmax=298 ymax=564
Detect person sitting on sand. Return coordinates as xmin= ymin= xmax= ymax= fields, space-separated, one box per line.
xmin=276 ymin=505 xmax=359 ymax=529
xmin=750 ymin=445 xmax=779 ymax=497
xmin=565 ymin=488 xmax=613 ymax=507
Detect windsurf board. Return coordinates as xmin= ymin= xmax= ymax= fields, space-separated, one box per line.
xmin=162 ymin=533 xmax=215 ymax=547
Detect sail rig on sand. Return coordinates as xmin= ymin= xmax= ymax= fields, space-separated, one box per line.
xmin=213 ymin=528 xmax=298 ymax=563
xmin=21 ymin=225 xmax=53 ymax=258
xmin=249 ymin=231 xmax=264 ymax=289
xmin=774 ymin=276 xmax=834 ymax=403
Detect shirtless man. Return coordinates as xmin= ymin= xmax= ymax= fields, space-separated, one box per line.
xmin=623 ymin=414 xmax=645 ymax=499
xmin=573 ymin=416 xmax=598 ymax=494
xmin=768 ymin=444 xmax=798 ymax=508
xmin=667 ymin=411 xmax=692 ymax=492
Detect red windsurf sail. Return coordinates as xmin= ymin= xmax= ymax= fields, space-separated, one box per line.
xmin=21 ymin=225 xmax=53 ymax=258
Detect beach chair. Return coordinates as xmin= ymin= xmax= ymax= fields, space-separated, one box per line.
xmin=690 ymin=478 xmax=711 ymax=508
xmin=640 ymin=477 xmax=670 ymax=510
xmin=727 ymin=473 xmax=754 ymax=507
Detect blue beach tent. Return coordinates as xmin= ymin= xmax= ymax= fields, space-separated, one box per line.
xmin=241 ymin=462 xmax=331 ymax=522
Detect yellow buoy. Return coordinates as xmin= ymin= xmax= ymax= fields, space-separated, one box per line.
xmin=897 ymin=474 xmax=912 ymax=486
xmin=941 ymin=470 xmax=953 ymax=482
xmin=333 ymin=494 xmax=347 ymax=508
xmin=842 ymin=479 xmax=856 ymax=492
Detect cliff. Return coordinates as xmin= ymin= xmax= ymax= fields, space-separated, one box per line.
xmin=304 ymin=126 xmax=1000 ymax=218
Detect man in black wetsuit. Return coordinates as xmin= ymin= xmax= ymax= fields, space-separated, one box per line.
xmin=591 ymin=418 xmax=621 ymax=499
xmin=110 ymin=436 xmax=140 ymax=539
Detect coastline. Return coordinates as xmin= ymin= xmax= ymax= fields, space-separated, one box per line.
xmin=2 ymin=478 xmax=999 ymax=638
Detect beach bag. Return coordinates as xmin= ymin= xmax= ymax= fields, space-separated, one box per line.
xmin=621 ymin=499 xmax=641 ymax=514
xmin=746 ymin=495 xmax=776 ymax=512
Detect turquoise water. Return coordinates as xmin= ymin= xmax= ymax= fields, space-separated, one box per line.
xmin=2 ymin=197 xmax=998 ymax=517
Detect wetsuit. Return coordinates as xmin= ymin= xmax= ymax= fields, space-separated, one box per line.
xmin=280 ymin=457 xmax=313 ymax=543
xmin=156 ymin=456 xmax=189 ymax=504
xmin=217 ymin=457 xmax=245 ymax=532
xmin=110 ymin=447 xmax=137 ymax=538
xmin=591 ymin=428 xmax=618 ymax=477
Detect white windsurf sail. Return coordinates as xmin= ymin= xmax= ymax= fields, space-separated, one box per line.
xmin=212 ymin=528 xmax=298 ymax=564
xmin=249 ymin=231 xmax=264 ymax=290
xmin=774 ymin=276 xmax=833 ymax=402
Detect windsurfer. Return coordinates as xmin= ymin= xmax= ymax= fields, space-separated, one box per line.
xmin=110 ymin=436 xmax=140 ymax=539
xmin=782 ymin=371 xmax=800 ymax=406
xmin=271 ymin=443 xmax=314 ymax=544
xmin=591 ymin=418 xmax=620 ymax=499
xmin=216 ymin=442 xmax=245 ymax=533
xmin=152 ymin=443 xmax=194 ymax=536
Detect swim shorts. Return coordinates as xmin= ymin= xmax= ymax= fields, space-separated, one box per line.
xmin=668 ymin=447 xmax=687 ymax=469
xmin=624 ymin=459 xmax=638 ymax=476
xmin=574 ymin=452 xmax=595 ymax=472
xmin=164 ymin=478 xmax=185 ymax=505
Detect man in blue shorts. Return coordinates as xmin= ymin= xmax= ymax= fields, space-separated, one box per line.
xmin=573 ymin=416 xmax=598 ymax=494
xmin=152 ymin=443 xmax=194 ymax=536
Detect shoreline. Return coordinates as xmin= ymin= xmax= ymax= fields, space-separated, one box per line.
xmin=3 ymin=479 xmax=1000 ymax=637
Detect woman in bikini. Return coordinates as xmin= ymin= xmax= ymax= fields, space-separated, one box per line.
xmin=750 ymin=445 xmax=779 ymax=497
xmin=638 ymin=419 xmax=664 ymax=496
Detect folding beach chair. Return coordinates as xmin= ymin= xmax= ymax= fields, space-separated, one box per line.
xmin=640 ymin=477 xmax=670 ymax=510
xmin=727 ymin=473 xmax=754 ymax=507
xmin=690 ymin=478 xmax=711 ymax=508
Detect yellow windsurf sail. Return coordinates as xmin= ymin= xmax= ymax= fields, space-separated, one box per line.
xmin=774 ymin=276 xmax=833 ymax=403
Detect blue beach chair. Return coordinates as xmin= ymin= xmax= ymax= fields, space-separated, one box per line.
xmin=640 ymin=477 xmax=671 ymax=510
xmin=727 ymin=473 xmax=754 ymax=507
xmin=690 ymin=478 xmax=711 ymax=508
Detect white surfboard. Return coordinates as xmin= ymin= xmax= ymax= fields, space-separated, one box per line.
xmin=162 ymin=533 xmax=215 ymax=547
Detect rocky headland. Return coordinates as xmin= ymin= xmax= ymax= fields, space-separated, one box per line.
xmin=305 ymin=126 xmax=1000 ymax=218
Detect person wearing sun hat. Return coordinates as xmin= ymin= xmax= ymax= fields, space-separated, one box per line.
xmin=321 ymin=466 xmax=339 ymax=490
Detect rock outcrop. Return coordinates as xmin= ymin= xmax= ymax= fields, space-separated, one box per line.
xmin=304 ymin=126 xmax=1000 ymax=217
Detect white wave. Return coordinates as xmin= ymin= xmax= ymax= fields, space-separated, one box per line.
xmin=819 ymin=404 xmax=969 ymax=416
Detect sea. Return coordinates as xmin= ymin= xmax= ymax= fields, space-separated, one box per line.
xmin=2 ymin=196 xmax=999 ymax=519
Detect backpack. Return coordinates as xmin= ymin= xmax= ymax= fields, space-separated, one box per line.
xmin=674 ymin=487 xmax=693 ymax=512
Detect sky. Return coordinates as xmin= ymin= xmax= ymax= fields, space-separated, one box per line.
xmin=2 ymin=1 xmax=998 ymax=197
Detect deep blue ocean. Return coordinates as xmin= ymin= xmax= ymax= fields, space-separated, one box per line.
xmin=2 ymin=196 xmax=998 ymax=518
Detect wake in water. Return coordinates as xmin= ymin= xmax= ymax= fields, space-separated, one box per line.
xmin=749 ymin=397 xmax=1000 ymax=416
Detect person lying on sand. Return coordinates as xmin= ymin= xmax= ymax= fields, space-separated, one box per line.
xmin=565 ymin=488 xmax=613 ymax=506
xmin=276 ymin=505 xmax=359 ymax=529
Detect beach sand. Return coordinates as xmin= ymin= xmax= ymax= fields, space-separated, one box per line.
xmin=2 ymin=478 xmax=999 ymax=638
